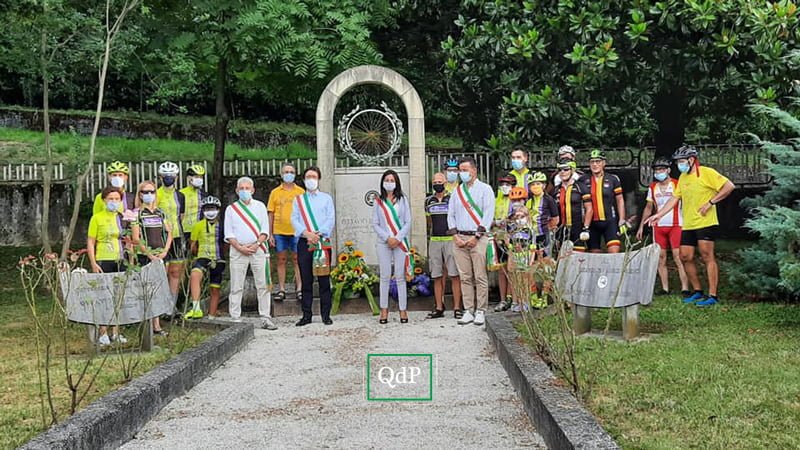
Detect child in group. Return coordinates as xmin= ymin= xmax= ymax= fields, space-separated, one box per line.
xmin=505 ymin=205 xmax=538 ymax=312
xmin=186 ymin=196 xmax=227 ymax=319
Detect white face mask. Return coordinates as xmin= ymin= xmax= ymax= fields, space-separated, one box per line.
xmin=204 ymin=210 xmax=219 ymax=220
xmin=110 ymin=176 xmax=124 ymax=188
xmin=305 ymin=178 xmax=319 ymax=191
xmin=500 ymin=185 xmax=511 ymax=195
xmin=191 ymin=177 xmax=204 ymax=188
xmin=383 ymin=182 xmax=396 ymax=192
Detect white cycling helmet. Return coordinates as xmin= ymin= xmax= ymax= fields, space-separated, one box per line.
xmin=158 ymin=161 xmax=180 ymax=176
xmin=558 ymin=145 xmax=576 ymax=157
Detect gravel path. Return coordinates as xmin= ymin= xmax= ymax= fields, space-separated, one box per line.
xmin=122 ymin=311 xmax=544 ymax=449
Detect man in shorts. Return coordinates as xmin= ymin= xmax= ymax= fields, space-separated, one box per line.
xmin=426 ymin=172 xmax=462 ymax=319
xmin=268 ymin=162 xmax=304 ymax=302
xmin=580 ymin=149 xmax=627 ymax=253
xmin=645 ymin=145 xmax=735 ymax=306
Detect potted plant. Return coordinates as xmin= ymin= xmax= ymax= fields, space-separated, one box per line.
xmin=331 ymin=241 xmax=379 ymax=314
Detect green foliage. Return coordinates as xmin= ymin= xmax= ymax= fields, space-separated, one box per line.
xmin=443 ymin=0 xmax=800 ymax=147
xmin=733 ymin=103 xmax=800 ymax=299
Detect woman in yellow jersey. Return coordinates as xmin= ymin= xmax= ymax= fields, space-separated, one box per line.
xmin=156 ymin=161 xmax=186 ymax=299
xmin=87 ymin=186 xmax=128 ymax=346
xmin=131 ymin=180 xmax=173 ymax=336
xmin=187 ymin=196 xmax=227 ymax=319
xmin=180 ymin=164 xmax=207 ymax=243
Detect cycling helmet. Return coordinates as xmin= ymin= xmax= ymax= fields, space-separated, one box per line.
xmin=588 ymin=149 xmax=606 ymax=160
xmin=158 ymin=161 xmax=180 ymax=176
xmin=498 ymin=175 xmax=516 ymax=186
xmin=557 ymin=145 xmax=576 ymax=158
xmin=107 ymin=161 xmax=129 ymax=174
xmin=529 ymin=171 xmax=548 ymax=184
xmin=201 ymin=195 xmax=221 ymax=209
xmin=672 ymin=144 xmax=698 ymax=160
xmin=444 ymin=158 xmax=459 ymax=170
xmin=187 ymin=164 xmax=206 ymax=176
xmin=651 ymin=157 xmax=671 ymax=169
xmin=557 ymin=160 xmax=577 ymax=171
xmin=509 ymin=187 xmax=528 ymax=201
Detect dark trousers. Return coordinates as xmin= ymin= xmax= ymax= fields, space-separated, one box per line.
xmin=297 ymin=237 xmax=332 ymax=319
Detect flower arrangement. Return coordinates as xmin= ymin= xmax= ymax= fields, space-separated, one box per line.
xmin=389 ymin=246 xmax=432 ymax=298
xmin=331 ymin=241 xmax=379 ymax=314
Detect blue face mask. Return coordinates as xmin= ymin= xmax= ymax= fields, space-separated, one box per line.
xmin=511 ymin=159 xmax=524 ymax=171
xmin=459 ymin=171 xmax=471 ymax=183
xmin=142 ymin=193 xmax=156 ymax=204
xmin=446 ymin=171 xmax=458 ymax=183
xmin=282 ymin=173 xmax=295 ymax=183
xmin=677 ymin=163 xmax=690 ymax=173
xmin=654 ymin=172 xmax=668 ymax=182
xmin=238 ymin=190 xmax=253 ymax=202
xmin=106 ymin=201 xmax=120 ymax=212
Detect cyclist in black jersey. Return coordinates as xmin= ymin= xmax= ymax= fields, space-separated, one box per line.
xmin=579 ymin=149 xmax=627 ymax=253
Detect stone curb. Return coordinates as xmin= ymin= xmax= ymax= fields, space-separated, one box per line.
xmin=21 ymin=322 xmax=254 ymax=450
xmin=485 ymin=314 xmax=619 ymax=450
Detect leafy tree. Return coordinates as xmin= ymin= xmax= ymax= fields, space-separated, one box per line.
xmin=442 ymin=0 xmax=800 ymax=153
xmin=733 ymin=103 xmax=800 ymax=300
xmin=139 ymin=0 xmax=393 ymax=196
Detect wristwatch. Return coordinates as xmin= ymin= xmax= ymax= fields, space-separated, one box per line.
xmin=708 ymin=199 xmax=716 ymax=206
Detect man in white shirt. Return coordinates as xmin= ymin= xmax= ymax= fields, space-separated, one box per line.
xmin=224 ymin=176 xmax=277 ymax=330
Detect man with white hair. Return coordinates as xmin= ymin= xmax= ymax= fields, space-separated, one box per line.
xmin=224 ymin=176 xmax=277 ymax=330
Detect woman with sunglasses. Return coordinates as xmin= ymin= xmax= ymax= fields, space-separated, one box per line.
xmin=131 ymin=179 xmax=173 ymax=336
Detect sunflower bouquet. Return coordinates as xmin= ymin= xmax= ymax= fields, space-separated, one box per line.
xmin=331 ymin=241 xmax=379 ymax=315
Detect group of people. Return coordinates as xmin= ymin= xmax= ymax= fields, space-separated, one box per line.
xmin=84 ymin=143 xmax=734 ymax=344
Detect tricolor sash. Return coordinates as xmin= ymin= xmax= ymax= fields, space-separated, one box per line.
xmin=295 ymin=193 xmax=331 ymax=254
xmin=377 ymin=198 xmax=414 ymax=280
xmin=456 ymin=184 xmax=483 ymax=227
xmin=230 ymin=200 xmax=271 ymax=285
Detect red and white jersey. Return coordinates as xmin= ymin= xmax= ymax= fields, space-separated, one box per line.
xmin=647 ymin=180 xmax=682 ymax=227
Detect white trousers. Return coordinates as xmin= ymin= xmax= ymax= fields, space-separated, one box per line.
xmin=228 ymin=247 xmax=271 ymax=319
xmin=376 ymin=243 xmax=408 ymax=310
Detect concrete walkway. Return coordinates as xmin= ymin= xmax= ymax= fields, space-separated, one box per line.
xmin=123 ymin=312 xmax=544 ymax=449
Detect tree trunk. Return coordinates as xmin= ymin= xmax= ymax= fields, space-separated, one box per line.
xmin=212 ymin=55 xmax=229 ymax=199
xmin=40 ymin=5 xmax=53 ymax=254
xmin=653 ymin=87 xmax=686 ymax=160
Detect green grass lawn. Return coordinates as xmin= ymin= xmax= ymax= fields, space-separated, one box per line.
xmin=520 ymin=239 xmax=800 ymax=449
xmin=0 ymin=246 xmax=213 ymax=449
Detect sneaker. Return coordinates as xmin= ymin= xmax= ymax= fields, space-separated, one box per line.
xmin=531 ymin=293 xmax=547 ymax=309
xmin=231 ymin=317 xmax=243 ymax=323
xmin=510 ymin=304 xmax=522 ymax=313
xmin=682 ymin=291 xmax=705 ymax=304
xmin=458 ymin=310 xmax=475 ymax=325
xmin=261 ymin=317 xmax=278 ymax=330
xmin=111 ymin=334 xmax=127 ymax=344
xmin=184 ymin=310 xmax=195 ymax=320
xmin=494 ymin=297 xmax=513 ymax=312
xmin=473 ymin=310 xmax=485 ymax=326
xmin=97 ymin=334 xmax=111 ymax=346
xmin=193 ymin=309 xmax=204 ymax=319
xmin=696 ymin=296 xmax=718 ymax=307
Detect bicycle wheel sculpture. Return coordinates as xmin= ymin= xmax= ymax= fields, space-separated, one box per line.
xmin=337 ymin=101 xmax=404 ymax=165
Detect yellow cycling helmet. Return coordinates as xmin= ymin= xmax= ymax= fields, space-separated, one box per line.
xmin=528 ymin=171 xmax=548 ymax=184
xmin=106 ymin=161 xmax=129 ymax=174
xmin=187 ymin=164 xmax=206 ymax=176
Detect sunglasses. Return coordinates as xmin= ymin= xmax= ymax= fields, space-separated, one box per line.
xmin=559 ymin=168 xmax=572 ymax=172
xmin=141 ymin=190 xmax=155 ymax=194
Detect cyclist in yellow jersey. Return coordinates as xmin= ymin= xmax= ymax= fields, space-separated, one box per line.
xmin=509 ymin=145 xmax=532 ymax=188
xmin=87 ymin=186 xmax=128 ymax=346
xmin=443 ymin=159 xmax=460 ymax=194
xmin=645 ymin=145 xmax=735 ymax=307
xmin=92 ymin=161 xmax=135 ymax=215
xmin=493 ymin=176 xmax=515 ymax=309
xmin=187 ymin=196 xmax=227 ymax=319
xmin=180 ymin=164 xmax=207 ymax=242
xmin=156 ymin=161 xmax=186 ymax=298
